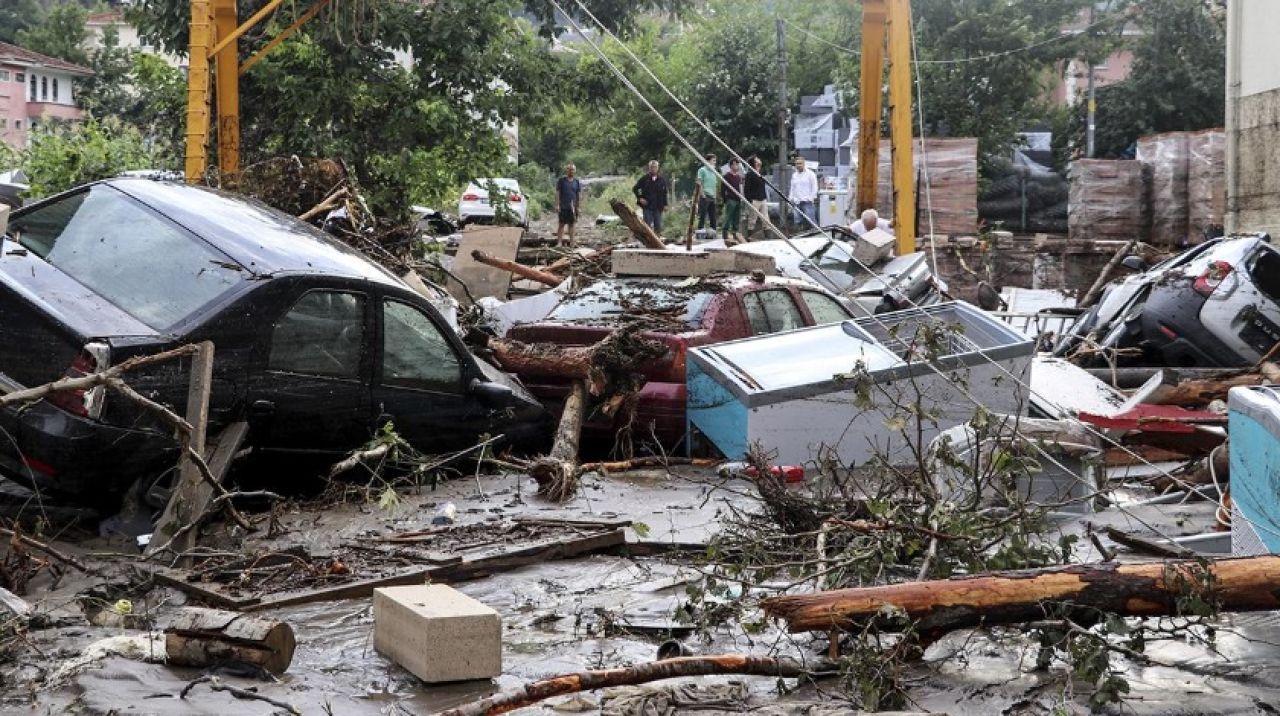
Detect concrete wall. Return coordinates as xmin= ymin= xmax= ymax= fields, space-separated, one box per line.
xmin=926 ymin=236 xmax=1124 ymax=302
xmin=1227 ymin=1 xmax=1280 ymax=235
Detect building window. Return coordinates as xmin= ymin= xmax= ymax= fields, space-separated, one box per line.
xmin=29 ymin=74 xmax=35 ymax=101
xmin=0 ymin=71 xmax=8 ymax=82
xmin=14 ymin=120 xmax=21 ymax=130
xmin=40 ymin=76 xmax=47 ymax=101
xmin=52 ymin=78 xmax=58 ymax=102
xmin=14 ymin=73 xmax=23 ymax=83
xmin=0 ymin=119 xmax=7 ymax=129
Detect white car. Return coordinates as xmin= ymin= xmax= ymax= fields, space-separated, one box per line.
xmin=457 ymin=178 xmax=528 ymax=227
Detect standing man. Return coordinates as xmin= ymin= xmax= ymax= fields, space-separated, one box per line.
xmin=632 ymin=160 xmax=669 ymax=234
xmin=555 ymin=163 xmax=582 ymax=246
xmin=788 ymin=157 xmax=819 ymax=230
xmin=720 ymin=158 xmax=744 ymax=244
xmin=743 ymin=155 xmax=770 ymax=240
xmin=696 ymin=153 xmax=720 ymax=232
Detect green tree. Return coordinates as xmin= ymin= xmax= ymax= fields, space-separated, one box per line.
xmin=21 ymin=117 xmax=165 ymax=197
xmin=1075 ymin=0 xmax=1226 ymax=158
xmin=15 ymin=2 xmax=88 ymax=65
xmin=0 ymin=0 xmax=45 ymax=44
xmin=908 ymin=0 xmax=1094 ymax=170
xmin=79 ymin=24 xmax=134 ymax=119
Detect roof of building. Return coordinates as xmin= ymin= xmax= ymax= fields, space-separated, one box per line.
xmin=0 ymin=42 xmax=93 ymax=76
xmin=86 ymin=10 xmax=123 ymax=24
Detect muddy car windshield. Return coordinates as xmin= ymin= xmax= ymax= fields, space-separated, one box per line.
xmin=547 ymin=279 xmax=719 ymax=328
xmin=10 ymin=185 xmax=244 ymax=329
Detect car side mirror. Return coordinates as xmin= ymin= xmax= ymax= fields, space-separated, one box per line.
xmin=1121 ymin=255 xmax=1146 ymax=272
xmin=469 ymin=378 xmax=514 ymax=407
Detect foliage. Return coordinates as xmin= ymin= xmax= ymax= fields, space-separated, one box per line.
xmin=78 ymin=24 xmax=134 ymax=120
xmin=1071 ymin=0 xmax=1226 ymax=158
xmin=0 ymin=0 xmax=44 ymax=44
xmin=908 ymin=0 xmax=1094 ymax=171
xmin=15 ymin=2 xmax=88 ymax=65
xmin=21 ymin=117 xmax=167 ymax=197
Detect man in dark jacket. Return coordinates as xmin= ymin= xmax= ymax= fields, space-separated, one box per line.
xmin=743 ymin=155 xmax=770 ymax=240
xmin=633 ymin=160 xmax=669 ymax=233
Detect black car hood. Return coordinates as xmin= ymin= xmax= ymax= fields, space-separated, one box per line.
xmin=0 ymin=238 xmax=160 ymax=342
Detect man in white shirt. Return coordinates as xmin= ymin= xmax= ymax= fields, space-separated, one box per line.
xmin=851 ymin=208 xmax=894 ymax=236
xmin=787 ymin=158 xmax=819 ymax=230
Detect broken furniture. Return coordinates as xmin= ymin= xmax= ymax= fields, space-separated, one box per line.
xmin=374 ymin=584 xmax=501 ymax=683
xmin=687 ymin=301 xmax=1034 ymax=466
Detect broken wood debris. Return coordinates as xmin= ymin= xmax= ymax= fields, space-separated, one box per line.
xmin=436 ymin=654 xmax=839 ymax=716
xmin=530 ymin=380 xmax=587 ymax=501
xmin=609 ymin=198 xmax=666 ymax=250
xmin=762 ymin=556 xmax=1280 ymax=638
xmin=180 ymin=674 xmax=301 ymax=714
xmin=470 ymin=249 xmax=563 ymax=288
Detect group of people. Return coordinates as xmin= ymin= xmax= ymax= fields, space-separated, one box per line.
xmin=552 ymin=155 xmax=893 ymax=246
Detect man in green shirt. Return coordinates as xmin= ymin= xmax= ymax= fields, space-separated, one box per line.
xmin=696 ymin=153 xmax=720 ymax=232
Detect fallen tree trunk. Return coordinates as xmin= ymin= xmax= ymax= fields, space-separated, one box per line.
xmin=762 ymin=556 xmax=1280 ymax=638
xmin=487 ymin=339 xmax=599 ymax=389
xmin=165 ymin=607 xmax=296 ymax=674
xmin=609 ymin=199 xmax=666 ymax=250
xmin=435 ymin=655 xmax=836 ymax=716
xmin=470 ymin=250 xmax=562 ymax=288
xmin=530 ymin=380 xmax=587 ymax=501
xmin=579 ymin=456 xmax=721 ymax=474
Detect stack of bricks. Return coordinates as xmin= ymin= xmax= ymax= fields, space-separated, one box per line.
xmin=1067 ymin=159 xmax=1147 ymax=242
xmin=1187 ymin=129 xmax=1226 ymax=244
xmin=1136 ymin=132 xmax=1190 ymax=248
xmin=870 ymin=138 xmax=979 ymax=237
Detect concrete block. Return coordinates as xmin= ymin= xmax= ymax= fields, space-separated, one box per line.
xmin=373 ymin=584 xmax=501 ymax=683
xmin=854 ymin=228 xmax=895 ymax=265
xmin=612 ymin=248 xmax=776 ymax=277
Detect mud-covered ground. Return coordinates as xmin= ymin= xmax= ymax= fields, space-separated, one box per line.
xmin=4 ymin=467 xmax=1280 ymax=715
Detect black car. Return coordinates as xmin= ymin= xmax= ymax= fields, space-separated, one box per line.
xmin=0 ymin=179 xmax=546 ymax=506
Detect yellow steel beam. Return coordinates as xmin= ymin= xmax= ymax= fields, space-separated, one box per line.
xmin=184 ymin=0 xmax=213 ymax=183
xmin=855 ymin=0 xmax=886 ymax=214
xmin=212 ymin=0 xmax=240 ymax=183
xmin=207 ymin=0 xmax=288 ymax=59
xmin=239 ymin=0 xmax=332 ymax=76
xmin=886 ymin=0 xmax=916 ymax=253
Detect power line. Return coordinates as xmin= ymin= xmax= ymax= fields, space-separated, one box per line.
xmin=914 ymin=15 xmax=1120 ymax=65
xmin=782 ymin=19 xmax=859 ymax=56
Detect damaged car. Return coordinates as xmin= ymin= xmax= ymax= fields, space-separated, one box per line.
xmin=726 ymin=225 xmax=947 ymax=315
xmin=502 ymin=273 xmax=856 ymax=449
xmin=0 ymin=179 xmax=546 ymax=507
xmin=1054 ymin=233 xmax=1280 ymax=367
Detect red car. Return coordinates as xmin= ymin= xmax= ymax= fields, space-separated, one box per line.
xmin=505 ymin=274 xmax=855 ymax=450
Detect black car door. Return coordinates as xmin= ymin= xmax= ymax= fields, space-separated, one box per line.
xmin=248 ymin=286 xmax=374 ymax=455
xmin=372 ymin=295 xmax=487 ymax=454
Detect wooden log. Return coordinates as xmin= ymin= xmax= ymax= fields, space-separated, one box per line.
xmin=609 ymin=199 xmax=666 ymax=250
xmin=436 ymin=655 xmax=838 ymax=716
xmin=1149 ymin=373 xmax=1266 ymax=406
xmin=530 ymin=380 xmax=587 ymax=501
xmin=470 ymin=250 xmax=562 ymax=288
xmin=487 ymin=339 xmax=594 ymax=382
xmin=165 ymin=607 xmax=296 ymax=674
xmin=762 ymin=556 xmax=1280 ymax=637
xmin=1077 ymin=239 xmax=1137 ymax=309
xmin=1103 ymin=526 xmax=1195 ymax=559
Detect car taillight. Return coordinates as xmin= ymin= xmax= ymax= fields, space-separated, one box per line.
xmin=509 ymin=194 xmax=522 ymax=202
xmin=1193 ymin=260 xmax=1233 ymax=297
xmin=462 ymin=193 xmax=480 ymax=201
xmin=46 ymin=343 xmax=109 ymax=419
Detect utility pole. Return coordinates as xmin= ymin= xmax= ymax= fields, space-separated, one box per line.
xmin=776 ymin=16 xmax=789 ymax=197
xmin=1085 ymin=6 xmax=1096 ymax=158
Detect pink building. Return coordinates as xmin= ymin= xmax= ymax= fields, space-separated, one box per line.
xmin=0 ymin=42 xmax=92 ymax=149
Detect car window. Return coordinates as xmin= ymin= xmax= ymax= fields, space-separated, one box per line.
xmin=269 ymin=290 xmax=365 ymax=378
xmin=800 ymin=290 xmax=851 ymax=325
xmin=9 ymin=185 xmax=243 ymax=329
xmin=743 ymin=289 xmax=805 ymax=335
xmin=383 ymin=299 xmax=461 ymax=391
xmin=1250 ymin=247 xmax=1280 ymax=303
xmin=547 ymin=279 xmax=720 ymax=329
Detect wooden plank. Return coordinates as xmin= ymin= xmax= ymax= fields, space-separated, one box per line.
xmin=511 ymin=516 xmax=633 ymax=530
xmin=445 ymin=225 xmax=523 ymax=305
xmin=150 ymin=567 xmax=262 ymax=610
xmin=170 ymin=420 xmax=249 ymax=558
xmin=145 ymin=342 xmax=215 ymax=560
xmin=428 ymin=528 xmax=626 ymax=583
xmin=244 ymin=570 xmax=435 ymax=612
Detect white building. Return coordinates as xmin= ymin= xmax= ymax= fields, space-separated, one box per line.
xmin=1226 ymin=1 xmax=1280 ymax=235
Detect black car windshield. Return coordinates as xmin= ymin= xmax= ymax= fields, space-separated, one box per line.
xmin=547 ymin=279 xmax=720 ymax=329
xmin=10 ymin=184 xmax=244 ymax=330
